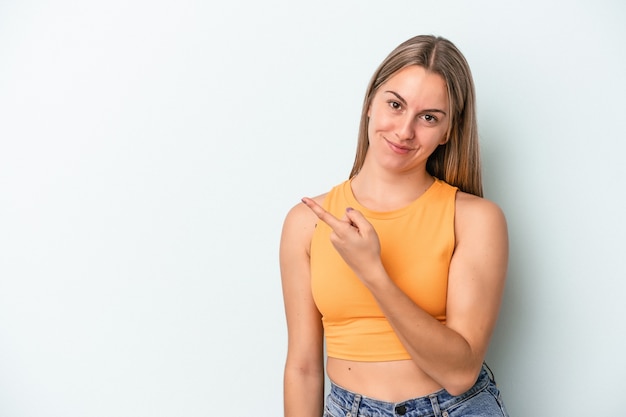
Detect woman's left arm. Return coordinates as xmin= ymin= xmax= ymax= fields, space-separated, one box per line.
xmin=301 ymin=193 xmax=509 ymax=396
xmin=392 ymin=192 xmax=508 ymax=395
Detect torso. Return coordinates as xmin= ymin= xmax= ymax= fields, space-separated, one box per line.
xmin=306 ymin=179 xmax=467 ymax=402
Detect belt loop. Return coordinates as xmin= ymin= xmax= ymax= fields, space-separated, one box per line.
xmin=347 ymin=393 xmax=361 ymax=417
xmin=483 ymin=361 xmax=497 ymax=385
xmin=429 ymin=393 xmax=442 ymax=417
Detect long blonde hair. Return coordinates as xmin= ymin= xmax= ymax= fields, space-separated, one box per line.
xmin=349 ymin=35 xmax=483 ymax=197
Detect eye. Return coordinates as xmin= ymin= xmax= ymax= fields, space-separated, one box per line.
xmin=422 ymin=114 xmax=438 ymax=123
xmin=388 ymin=100 xmax=402 ymax=111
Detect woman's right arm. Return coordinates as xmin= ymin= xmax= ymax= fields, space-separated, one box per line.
xmin=280 ymin=200 xmax=325 ymax=417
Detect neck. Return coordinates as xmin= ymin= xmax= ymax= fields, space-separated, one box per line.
xmin=350 ymin=166 xmax=434 ymax=211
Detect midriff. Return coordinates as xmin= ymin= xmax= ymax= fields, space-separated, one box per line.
xmin=326 ymin=357 xmax=443 ymax=402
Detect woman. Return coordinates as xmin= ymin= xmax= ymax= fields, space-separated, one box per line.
xmin=280 ymin=35 xmax=509 ymax=417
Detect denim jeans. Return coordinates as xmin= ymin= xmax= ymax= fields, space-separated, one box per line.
xmin=323 ymin=364 xmax=509 ymax=417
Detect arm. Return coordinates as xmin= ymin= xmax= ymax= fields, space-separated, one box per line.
xmin=301 ymin=193 xmax=508 ymax=396
xmin=280 ymin=200 xmax=325 ymax=417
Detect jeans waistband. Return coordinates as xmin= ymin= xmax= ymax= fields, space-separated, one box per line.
xmin=328 ymin=365 xmax=493 ymax=416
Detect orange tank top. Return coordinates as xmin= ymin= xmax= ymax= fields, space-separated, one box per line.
xmin=310 ymin=178 xmax=457 ymax=361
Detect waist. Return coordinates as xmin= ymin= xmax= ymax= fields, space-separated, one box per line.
xmin=327 ymin=365 xmax=493 ymax=414
xmin=327 ymin=358 xmax=443 ymax=401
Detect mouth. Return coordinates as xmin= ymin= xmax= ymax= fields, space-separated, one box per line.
xmin=384 ymin=138 xmax=415 ymax=154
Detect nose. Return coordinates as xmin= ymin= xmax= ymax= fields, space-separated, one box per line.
xmin=395 ymin=115 xmax=415 ymax=141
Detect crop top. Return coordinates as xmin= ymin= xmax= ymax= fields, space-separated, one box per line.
xmin=310 ymin=178 xmax=457 ymax=361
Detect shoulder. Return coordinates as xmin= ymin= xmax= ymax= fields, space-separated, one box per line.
xmin=282 ymin=179 xmax=348 ymax=239
xmin=281 ymin=193 xmax=328 ymax=255
xmin=455 ymin=191 xmax=505 ymax=218
xmin=454 ymin=191 xmax=508 ymax=244
xmin=283 ymin=193 xmax=327 ymax=227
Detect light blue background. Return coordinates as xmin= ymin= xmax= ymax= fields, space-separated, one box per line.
xmin=1 ymin=1 xmax=625 ymax=415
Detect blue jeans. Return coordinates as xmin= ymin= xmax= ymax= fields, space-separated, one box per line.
xmin=323 ymin=365 xmax=509 ymax=417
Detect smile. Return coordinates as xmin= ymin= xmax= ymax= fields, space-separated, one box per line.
xmin=385 ymin=138 xmax=415 ymax=154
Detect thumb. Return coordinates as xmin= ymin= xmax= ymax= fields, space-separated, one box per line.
xmin=344 ymin=207 xmax=370 ymax=231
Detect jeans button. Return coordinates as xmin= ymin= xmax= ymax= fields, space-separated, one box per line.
xmin=395 ymin=405 xmax=407 ymax=415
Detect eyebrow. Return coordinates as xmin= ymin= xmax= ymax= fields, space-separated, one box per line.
xmin=384 ymin=90 xmax=447 ymax=115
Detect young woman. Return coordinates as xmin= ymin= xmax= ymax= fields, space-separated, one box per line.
xmin=280 ymin=35 xmax=509 ymax=417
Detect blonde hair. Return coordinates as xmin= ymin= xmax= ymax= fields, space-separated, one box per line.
xmin=349 ymin=35 xmax=483 ymax=197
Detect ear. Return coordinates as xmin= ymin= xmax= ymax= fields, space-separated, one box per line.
xmin=439 ymin=133 xmax=450 ymax=145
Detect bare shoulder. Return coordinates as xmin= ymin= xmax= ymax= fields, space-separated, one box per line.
xmin=454 ymin=191 xmax=508 ymax=243
xmin=281 ymin=193 xmax=328 ymax=254
xmin=282 ymin=193 xmax=327 ymax=227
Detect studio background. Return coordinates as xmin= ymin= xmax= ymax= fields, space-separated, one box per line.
xmin=1 ymin=1 xmax=624 ymax=416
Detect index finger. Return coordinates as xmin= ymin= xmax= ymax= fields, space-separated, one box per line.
xmin=301 ymin=197 xmax=344 ymax=231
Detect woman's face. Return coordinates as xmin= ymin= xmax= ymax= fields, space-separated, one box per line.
xmin=366 ymin=65 xmax=449 ymax=175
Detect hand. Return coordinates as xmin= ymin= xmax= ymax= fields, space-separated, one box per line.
xmin=301 ymin=197 xmax=383 ymax=281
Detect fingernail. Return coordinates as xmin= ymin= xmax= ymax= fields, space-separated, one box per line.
xmin=346 ymin=207 xmax=354 ymax=212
